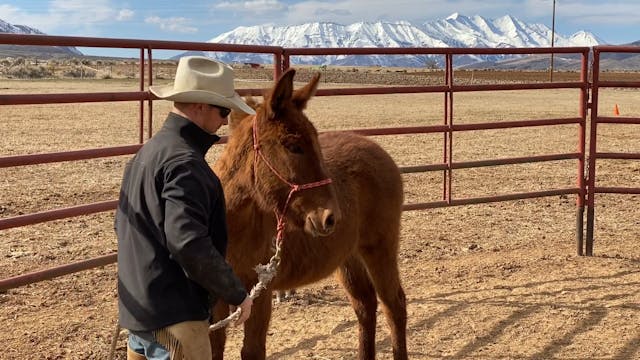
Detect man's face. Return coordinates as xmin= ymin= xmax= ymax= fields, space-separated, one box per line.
xmin=199 ymin=104 xmax=230 ymax=134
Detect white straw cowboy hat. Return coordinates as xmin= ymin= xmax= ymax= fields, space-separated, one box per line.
xmin=149 ymin=56 xmax=255 ymax=115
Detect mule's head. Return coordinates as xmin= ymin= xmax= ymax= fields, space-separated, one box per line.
xmin=250 ymin=69 xmax=341 ymax=237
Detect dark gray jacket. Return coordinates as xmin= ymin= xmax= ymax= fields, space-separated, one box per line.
xmin=115 ymin=112 xmax=246 ymax=332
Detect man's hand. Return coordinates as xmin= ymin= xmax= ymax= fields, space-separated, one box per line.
xmin=230 ymin=295 xmax=253 ymax=326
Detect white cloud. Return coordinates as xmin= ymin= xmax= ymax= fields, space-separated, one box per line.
xmin=117 ymin=8 xmax=134 ymax=21
xmin=0 ymin=4 xmax=20 ymax=19
xmin=145 ymin=16 xmax=198 ymax=34
xmin=49 ymin=0 xmax=115 ymax=23
xmin=215 ymin=0 xmax=287 ymax=14
xmin=556 ymin=1 xmax=640 ymax=26
xmin=0 ymin=4 xmax=60 ymax=32
xmin=0 ymin=0 xmax=132 ymax=34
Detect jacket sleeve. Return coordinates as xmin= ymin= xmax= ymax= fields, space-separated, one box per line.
xmin=161 ymin=158 xmax=247 ymax=306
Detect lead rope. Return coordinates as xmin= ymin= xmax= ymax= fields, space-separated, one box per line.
xmin=208 ymin=242 xmax=282 ymax=331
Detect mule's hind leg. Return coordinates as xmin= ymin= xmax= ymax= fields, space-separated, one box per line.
xmin=359 ymin=246 xmax=407 ymax=360
xmin=336 ymin=256 xmax=378 ymax=360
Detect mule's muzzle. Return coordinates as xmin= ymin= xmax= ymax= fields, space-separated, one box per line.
xmin=305 ymin=208 xmax=337 ymax=237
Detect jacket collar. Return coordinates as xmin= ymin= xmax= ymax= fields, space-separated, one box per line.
xmin=163 ymin=112 xmax=220 ymax=156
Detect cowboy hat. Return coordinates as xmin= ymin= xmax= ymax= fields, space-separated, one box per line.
xmin=149 ymin=56 xmax=255 ymax=115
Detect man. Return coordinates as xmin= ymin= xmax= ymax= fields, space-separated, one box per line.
xmin=115 ymin=56 xmax=255 ymax=360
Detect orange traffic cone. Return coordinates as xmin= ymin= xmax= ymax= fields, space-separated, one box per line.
xmin=614 ymin=104 xmax=620 ymax=116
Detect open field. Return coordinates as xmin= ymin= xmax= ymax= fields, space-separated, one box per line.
xmin=1 ymin=70 xmax=639 ymax=359
xmin=4 ymin=57 xmax=640 ymax=84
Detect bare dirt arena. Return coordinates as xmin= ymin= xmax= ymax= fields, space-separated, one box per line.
xmin=1 ymin=68 xmax=639 ymax=359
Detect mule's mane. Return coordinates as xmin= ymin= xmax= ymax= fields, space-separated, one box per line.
xmin=214 ymin=110 xmax=258 ymax=209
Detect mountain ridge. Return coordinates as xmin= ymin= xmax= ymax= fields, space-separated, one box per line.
xmin=0 ymin=19 xmax=83 ymax=57
xmin=201 ymin=13 xmax=612 ymax=68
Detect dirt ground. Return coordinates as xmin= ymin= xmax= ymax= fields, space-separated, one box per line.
xmin=1 ymin=71 xmax=639 ymax=360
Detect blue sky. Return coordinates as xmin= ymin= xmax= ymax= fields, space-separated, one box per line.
xmin=1 ymin=0 xmax=638 ymax=57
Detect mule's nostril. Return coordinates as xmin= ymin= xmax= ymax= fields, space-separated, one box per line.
xmin=306 ymin=209 xmax=337 ymax=237
xmin=324 ymin=213 xmax=335 ymax=229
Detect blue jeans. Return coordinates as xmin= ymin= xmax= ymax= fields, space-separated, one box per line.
xmin=128 ymin=330 xmax=170 ymax=360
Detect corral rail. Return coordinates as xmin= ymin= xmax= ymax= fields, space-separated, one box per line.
xmin=0 ymin=34 xmax=638 ymax=292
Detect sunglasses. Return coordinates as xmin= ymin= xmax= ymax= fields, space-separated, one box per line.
xmin=210 ymin=104 xmax=231 ymax=118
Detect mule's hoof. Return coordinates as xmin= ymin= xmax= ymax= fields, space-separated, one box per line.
xmin=274 ymin=289 xmax=297 ymax=303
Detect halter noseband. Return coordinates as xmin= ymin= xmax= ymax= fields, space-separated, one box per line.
xmin=251 ymin=115 xmax=333 ymax=247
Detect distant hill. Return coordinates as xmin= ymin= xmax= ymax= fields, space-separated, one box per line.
xmin=0 ymin=19 xmax=82 ymax=58
xmin=593 ymin=40 xmax=640 ymax=70
xmin=460 ymin=40 xmax=640 ymax=71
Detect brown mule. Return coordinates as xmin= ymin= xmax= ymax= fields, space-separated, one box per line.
xmin=210 ymin=69 xmax=407 ymax=360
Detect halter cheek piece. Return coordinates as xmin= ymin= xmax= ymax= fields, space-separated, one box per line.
xmin=251 ymin=115 xmax=333 ymax=246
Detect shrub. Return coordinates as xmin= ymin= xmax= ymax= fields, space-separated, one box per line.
xmin=63 ymin=66 xmax=96 ymax=78
xmin=6 ymin=65 xmax=53 ymax=79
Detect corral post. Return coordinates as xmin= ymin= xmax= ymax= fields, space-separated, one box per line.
xmin=443 ymin=54 xmax=453 ymax=202
xmin=273 ymin=52 xmax=283 ymax=80
xmin=575 ymin=49 xmax=589 ymax=256
xmin=138 ymin=48 xmax=145 ymax=143
xmin=147 ymin=47 xmax=154 ymax=139
xmin=585 ymin=49 xmax=601 ymax=256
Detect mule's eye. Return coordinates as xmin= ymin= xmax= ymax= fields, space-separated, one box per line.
xmin=282 ymin=136 xmax=304 ymax=154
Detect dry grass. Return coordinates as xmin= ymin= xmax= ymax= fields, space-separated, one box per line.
xmin=1 ymin=72 xmax=639 ymax=359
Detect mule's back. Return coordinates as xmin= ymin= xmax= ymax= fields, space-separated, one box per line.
xmin=320 ymin=131 xmax=404 ymax=227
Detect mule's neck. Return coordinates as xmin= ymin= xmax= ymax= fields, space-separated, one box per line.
xmin=214 ymin=116 xmax=256 ymax=210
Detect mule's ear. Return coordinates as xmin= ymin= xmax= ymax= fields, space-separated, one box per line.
xmin=292 ymin=72 xmax=321 ymax=110
xmin=266 ymin=69 xmax=295 ymax=119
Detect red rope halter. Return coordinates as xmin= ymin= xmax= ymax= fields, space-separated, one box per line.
xmin=251 ymin=115 xmax=333 ymax=247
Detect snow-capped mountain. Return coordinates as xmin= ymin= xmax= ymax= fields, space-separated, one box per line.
xmin=0 ymin=19 xmax=82 ymax=57
xmin=0 ymin=19 xmax=43 ymax=35
xmin=424 ymin=13 xmax=602 ymax=48
xmin=204 ymin=13 xmax=605 ymax=68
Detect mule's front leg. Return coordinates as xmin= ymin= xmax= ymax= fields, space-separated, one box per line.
xmin=241 ymin=289 xmax=273 ymax=360
xmin=210 ymin=300 xmax=230 ymax=360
